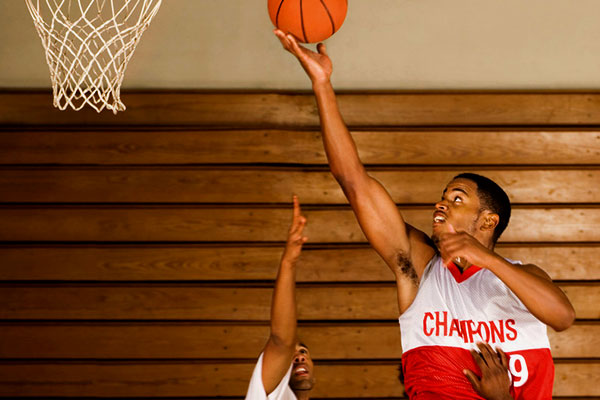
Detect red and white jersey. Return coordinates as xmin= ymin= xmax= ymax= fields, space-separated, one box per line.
xmin=399 ymin=255 xmax=554 ymax=399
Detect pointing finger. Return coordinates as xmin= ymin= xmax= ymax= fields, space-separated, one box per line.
xmin=292 ymin=195 xmax=301 ymax=219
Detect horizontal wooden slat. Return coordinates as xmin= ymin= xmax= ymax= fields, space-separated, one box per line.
xmin=0 ymin=284 xmax=595 ymax=320
xmin=0 ymin=130 xmax=598 ymax=165
xmin=0 ymin=323 xmax=595 ymax=359
xmin=0 ymin=207 xmax=597 ymax=243
xmin=0 ymin=361 xmax=596 ymax=397
xmin=0 ymin=244 xmax=596 ymax=281
xmin=4 ymin=92 xmax=600 ymax=127
xmin=1 ymin=168 xmax=597 ymax=204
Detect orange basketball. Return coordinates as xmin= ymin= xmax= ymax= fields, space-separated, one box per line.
xmin=268 ymin=0 xmax=348 ymax=43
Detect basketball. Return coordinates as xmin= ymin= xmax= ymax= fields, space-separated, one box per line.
xmin=268 ymin=0 xmax=347 ymax=43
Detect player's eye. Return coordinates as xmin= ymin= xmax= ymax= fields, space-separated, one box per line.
xmin=454 ymin=196 xmax=463 ymax=203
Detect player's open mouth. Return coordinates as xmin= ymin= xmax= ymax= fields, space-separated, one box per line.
xmin=433 ymin=212 xmax=446 ymax=224
xmin=294 ymin=366 xmax=309 ymax=375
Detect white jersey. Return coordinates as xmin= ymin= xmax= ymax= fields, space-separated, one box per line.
xmin=399 ymin=255 xmax=554 ymax=400
xmin=245 ymin=353 xmax=296 ymax=400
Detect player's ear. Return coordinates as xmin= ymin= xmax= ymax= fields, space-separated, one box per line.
xmin=480 ymin=212 xmax=499 ymax=232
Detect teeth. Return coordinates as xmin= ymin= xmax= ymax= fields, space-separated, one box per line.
xmin=434 ymin=216 xmax=445 ymax=222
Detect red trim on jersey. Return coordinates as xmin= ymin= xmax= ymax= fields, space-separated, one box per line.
xmin=402 ymin=346 xmax=554 ymax=400
xmin=403 ymin=346 xmax=485 ymax=399
xmin=446 ymin=262 xmax=482 ymax=283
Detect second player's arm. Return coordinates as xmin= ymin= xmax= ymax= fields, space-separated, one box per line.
xmin=261 ymin=196 xmax=308 ymax=393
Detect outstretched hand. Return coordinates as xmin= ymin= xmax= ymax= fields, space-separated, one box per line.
xmin=281 ymin=195 xmax=308 ymax=265
xmin=274 ymin=29 xmax=332 ymax=85
xmin=464 ymin=342 xmax=513 ymax=400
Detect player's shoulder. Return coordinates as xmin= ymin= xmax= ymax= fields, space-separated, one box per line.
xmin=505 ymin=259 xmax=553 ymax=282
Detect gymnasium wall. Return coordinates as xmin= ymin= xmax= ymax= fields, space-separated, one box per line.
xmin=0 ymin=91 xmax=598 ymax=398
xmin=3 ymin=0 xmax=600 ymax=90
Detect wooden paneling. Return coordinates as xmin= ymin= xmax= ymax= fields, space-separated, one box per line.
xmin=0 ymin=129 xmax=598 ymax=165
xmin=1 ymin=168 xmax=597 ymax=204
xmin=0 ymin=207 xmax=597 ymax=243
xmin=0 ymin=245 xmax=597 ymax=281
xmin=0 ymin=323 xmax=595 ymax=359
xmin=4 ymin=92 xmax=600 ymax=127
xmin=0 ymin=92 xmax=598 ymax=399
xmin=0 ymin=361 xmax=596 ymax=397
xmin=0 ymin=284 xmax=595 ymax=320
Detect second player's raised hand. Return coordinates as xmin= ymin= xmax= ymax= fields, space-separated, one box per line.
xmin=274 ymin=29 xmax=332 ymax=85
xmin=281 ymin=195 xmax=308 ymax=266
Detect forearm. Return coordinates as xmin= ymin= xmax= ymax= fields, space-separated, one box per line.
xmin=269 ymin=259 xmax=298 ymax=346
xmin=313 ymin=81 xmax=366 ymax=183
xmin=484 ymin=253 xmax=575 ymax=331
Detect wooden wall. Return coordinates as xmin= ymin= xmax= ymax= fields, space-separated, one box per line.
xmin=0 ymin=91 xmax=598 ymax=399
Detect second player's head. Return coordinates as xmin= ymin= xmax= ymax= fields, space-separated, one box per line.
xmin=289 ymin=342 xmax=316 ymax=393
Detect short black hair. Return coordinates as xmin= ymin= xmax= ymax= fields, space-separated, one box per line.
xmin=453 ymin=173 xmax=511 ymax=243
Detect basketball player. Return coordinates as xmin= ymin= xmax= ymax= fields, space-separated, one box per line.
xmin=244 ymin=197 xmax=512 ymax=399
xmin=274 ymin=30 xmax=575 ymax=399
xmin=245 ymin=195 xmax=315 ymax=400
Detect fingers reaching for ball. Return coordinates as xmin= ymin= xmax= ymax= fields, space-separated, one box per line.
xmin=273 ymin=29 xmax=333 ymax=85
xmin=274 ymin=29 xmax=294 ymax=52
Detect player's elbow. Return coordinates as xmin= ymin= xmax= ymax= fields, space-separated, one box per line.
xmin=330 ymin=162 xmax=367 ymax=186
xmin=550 ymin=305 xmax=576 ymax=332
xmin=331 ymin=167 xmax=370 ymax=198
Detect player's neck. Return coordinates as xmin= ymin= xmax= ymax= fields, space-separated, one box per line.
xmin=454 ymin=260 xmax=471 ymax=272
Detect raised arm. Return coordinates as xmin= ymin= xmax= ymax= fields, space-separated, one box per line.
xmin=261 ymin=196 xmax=308 ymax=394
xmin=274 ymin=31 xmax=435 ymax=307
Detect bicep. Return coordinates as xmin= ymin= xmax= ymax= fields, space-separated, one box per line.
xmin=341 ymin=174 xmax=409 ymax=260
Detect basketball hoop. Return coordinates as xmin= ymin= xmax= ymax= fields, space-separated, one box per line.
xmin=25 ymin=0 xmax=163 ymax=114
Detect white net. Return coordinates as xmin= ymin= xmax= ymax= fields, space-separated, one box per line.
xmin=25 ymin=0 xmax=163 ymax=113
